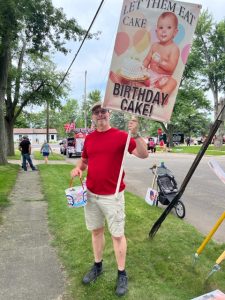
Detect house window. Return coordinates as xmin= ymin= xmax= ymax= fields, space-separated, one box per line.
xmin=51 ymin=134 xmax=54 ymax=140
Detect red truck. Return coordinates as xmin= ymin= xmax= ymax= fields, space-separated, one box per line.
xmin=60 ymin=128 xmax=93 ymax=158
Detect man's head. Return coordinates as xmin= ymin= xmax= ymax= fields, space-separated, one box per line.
xmin=22 ymin=135 xmax=28 ymax=140
xmin=91 ymin=101 xmax=103 ymax=114
xmin=156 ymin=12 xmax=178 ymax=43
xmin=91 ymin=101 xmax=110 ymax=131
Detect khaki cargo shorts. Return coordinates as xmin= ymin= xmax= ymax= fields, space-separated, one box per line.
xmin=84 ymin=190 xmax=125 ymax=237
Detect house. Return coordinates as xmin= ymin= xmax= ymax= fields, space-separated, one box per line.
xmin=13 ymin=128 xmax=58 ymax=144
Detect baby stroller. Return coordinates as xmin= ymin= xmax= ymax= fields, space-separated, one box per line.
xmin=150 ymin=162 xmax=185 ymax=219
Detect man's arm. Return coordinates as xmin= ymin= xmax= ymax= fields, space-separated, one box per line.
xmin=132 ymin=136 xmax=148 ymax=158
xmin=70 ymin=157 xmax=88 ymax=178
xmin=128 ymin=119 xmax=148 ymax=159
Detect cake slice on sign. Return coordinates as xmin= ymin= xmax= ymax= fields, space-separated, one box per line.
xmin=119 ymin=57 xmax=149 ymax=81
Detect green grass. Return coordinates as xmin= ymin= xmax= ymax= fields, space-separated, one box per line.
xmin=33 ymin=150 xmax=65 ymax=161
xmin=7 ymin=150 xmax=65 ymax=161
xmin=0 ymin=164 xmax=19 ymax=221
xmin=168 ymin=145 xmax=225 ymax=155
xmin=7 ymin=150 xmax=21 ymax=160
xmin=38 ymin=164 xmax=225 ymax=300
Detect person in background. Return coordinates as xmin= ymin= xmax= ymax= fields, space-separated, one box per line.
xmin=19 ymin=136 xmax=37 ymax=171
xmin=159 ymin=139 xmax=165 ymax=151
xmin=186 ymin=137 xmax=191 ymax=146
xmin=148 ymin=138 xmax=156 ymax=153
xmin=70 ymin=101 xmax=148 ymax=297
xmin=40 ymin=140 xmax=53 ymax=164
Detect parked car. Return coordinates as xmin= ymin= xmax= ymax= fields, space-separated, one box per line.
xmin=193 ymin=137 xmax=203 ymax=145
xmin=59 ymin=136 xmax=84 ymax=158
xmin=59 ymin=138 xmax=75 ymax=156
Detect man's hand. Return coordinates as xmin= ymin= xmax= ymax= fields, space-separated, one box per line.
xmin=128 ymin=118 xmax=139 ymax=136
xmin=70 ymin=167 xmax=82 ymax=179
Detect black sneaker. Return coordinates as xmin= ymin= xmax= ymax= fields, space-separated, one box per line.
xmin=82 ymin=264 xmax=103 ymax=284
xmin=115 ymin=274 xmax=128 ymax=297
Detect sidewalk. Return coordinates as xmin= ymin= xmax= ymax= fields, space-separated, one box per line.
xmin=0 ymin=165 xmax=67 ymax=300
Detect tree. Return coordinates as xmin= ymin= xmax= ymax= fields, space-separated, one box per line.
xmin=0 ymin=0 xmax=17 ymax=164
xmin=14 ymin=110 xmax=30 ymax=128
xmin=188 ymin=10 xmax=225 ymax=146
xmin=5 ymin=54 xmax=67 ymax=154
xmin=54 ymin=98 xmax=80 ymax=137
xmin=80 ymin=90 xmax=101 ymax=128
xmin=142 ymin=81 xmax=211 ymax=146
xmin=0 ymin=0 xmax=98 ymax=164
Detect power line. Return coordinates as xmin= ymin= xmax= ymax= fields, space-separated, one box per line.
xmin=57 ymin=0 xmax=105 ymax=89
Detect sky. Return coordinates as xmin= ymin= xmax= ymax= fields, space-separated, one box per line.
xmin=51 ymin=0 xmax=225 ymax=105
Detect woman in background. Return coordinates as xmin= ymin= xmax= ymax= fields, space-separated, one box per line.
xmin=40 ymin=140 xmax=53 ymax=164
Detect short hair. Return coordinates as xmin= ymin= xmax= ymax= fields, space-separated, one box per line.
xmin=158 ymin=12 xmax=178 ymax=28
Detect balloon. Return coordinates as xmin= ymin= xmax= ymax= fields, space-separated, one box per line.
xmin=181 ymin=44 xmax=191 ymax=64
xmin=174 ymin=24 xmax=185 ymax=45
xmin=114 ymin=32 xmax=130 ymax=56
xmin=151 ymin=26 xmax=158 ymax=43
xmin=133 ymin=30 xmax=151 ymax=53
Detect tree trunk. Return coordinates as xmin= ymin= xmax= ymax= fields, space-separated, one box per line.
xmin=5 ymin=119 xmax=15 ymax=156
xmin=0 ymin=95 xmax=7 ymax=164
xmin=165 ymin=123 xmax=174 ymax=147
xmin=160 ymin=122 xmax=174 ymax=147
xmin=46 ymin=101 xmax=49 ymax=142
xmin=0 ymin=35 xmax=10 ymax=165
xmin=214 ymin=98 xmax=225 ymax=148
xmin=5 ymin=41 xmax=26 ymax=156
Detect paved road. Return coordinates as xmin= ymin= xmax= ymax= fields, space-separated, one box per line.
xmin=124 ymin=152 xmax=225 ymax=243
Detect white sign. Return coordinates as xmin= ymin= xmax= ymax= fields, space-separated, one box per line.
xmin=208 ymin=159 xmax=225 ymax=185
xmin=103 ymin=0 xmax=201 ymax=122
xmin=145 ymin=187 xmax=158 ymax=206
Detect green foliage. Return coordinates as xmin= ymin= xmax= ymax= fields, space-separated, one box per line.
xmin=14 ymin=110 xmax=30 ymax=128
xmin=20 ymin=54 xmax=67 ymax=108
xmin=33 ymin=150 xmax=65 ymax=161
xmin=110 ymin=111 xmax=129 ymax=130
xmin=80 ymin=90 xmax=102 ymax=128
xmin=38 ymin=165 xmax=225 ymax=300
xmin=172 ymin=145 xmax=225 ymax=155
xmin=188 ymin=10 xmax=225 ymax=103
xmin=53 ymin=98 xmax=80 ymax=137
xmin=0 ymin=0 xmax=99 ymax=161
xmin=7 ymin=150 xmax=21 ymax=160
xmin=170 ymin=83 xmax=211 ymax=137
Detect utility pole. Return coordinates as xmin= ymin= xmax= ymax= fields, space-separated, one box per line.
xmin=84 ymin=70 xmax=87 ymax=128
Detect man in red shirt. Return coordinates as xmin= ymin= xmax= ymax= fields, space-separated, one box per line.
xmin=71 ymin=102 xmax=148 ymax=296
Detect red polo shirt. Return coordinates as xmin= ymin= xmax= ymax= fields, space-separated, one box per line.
xmin=82 ymin=128 xmax=136 ymax=195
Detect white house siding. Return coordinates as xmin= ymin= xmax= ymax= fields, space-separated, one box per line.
xmin=13 ymin=128 xmax=58 ymax=144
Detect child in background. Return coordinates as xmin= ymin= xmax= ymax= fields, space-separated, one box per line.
xmin=149 ymin=138 xmax=156 ymax=153
xmin=159 ymin=139 xmax=166 ymax=152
